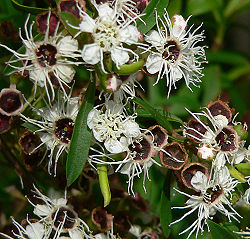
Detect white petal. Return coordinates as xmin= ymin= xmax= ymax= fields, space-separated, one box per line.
xmin=69 ymin=229 xmax=84 ymax=239
xmin=104 ymin=137 xmax=128 ymax=153
xmin=172 ymin=14 xmax=187 ymax=38
xmin=33 ymin=204 xmax=51 ymax=217
xmin=55 ymin=64 xmax=75 ymax=83
xmin=145 ymin=54 xmax=163 ymax=75
xmin=105 ymin=100 xmax=123 ymax=114
xmin=213 ymin=115 xmax=229 ymax=129
xmin=191 ymin=171 xmax=208 ymax=191
xmin=97 ymin=4 xmax=114 ymax=21
xmin=79 ymin=14 xmax=95 ymax=33
xmin=26 ymin=222 xmax=45 ymax=239
xmin=234 ymin=149 xmax=246 ymax=164
xmin=93 ymin=128 xmax=104 ymax=142
xmin=120 ymin=25 xmax=140 ymax=44
xmin=29 ymin=69 xmax=47 ymax=87
xmin=94 ymin=233 xmax=107 ymax=239
xmin=145 ymin=30 xmax=162 ymax=46
xmin=82 ymin=44 xmax=101 ymax=65
xmin=87 ymin=109 xmax=100 ymax=129
xmin=111 ymin=48 xmax=129 ymax=67
xmin=119 ymin=161 xmax=132 ymax=175
xmin=123 ymin=120 xmax=140 ymax=138
xmin=57 ymin=36 xmax=79 ymax=54
xmin=129 ymin=225 xmax=142 ymax=237
xmin=52 ymin=198 xmax=67 ymax=206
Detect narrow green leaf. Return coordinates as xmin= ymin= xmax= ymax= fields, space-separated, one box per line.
xmin=160 ymin=170 xmax=172 ymax=237
xmin=235 ymin=163 xmax=250 ymax=176
xmin=66 ymin=79 xmax=96 ymax=186
xmin=113 ymin=59 xmax=146 ymax=75
xmin=97 ymin=164 xmax=111 ymax=207
xmin=227 ymin=165 xmax=247 ymax=183
xmin=207 ymin=220 xmax=238 ymax=239
xmin=133 ymin=97 xmax=173 ymax=133
xmin=11 ymin=0 xmax=50 ymax=14
xmin=137 ymin=0 xmax=169 ymax=34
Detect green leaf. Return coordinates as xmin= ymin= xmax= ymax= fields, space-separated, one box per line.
xmin=66 ymin=79 xmax=96 ymax=186
xmin=186 ymin=0 xmax=222 ymax=16
xmin=160 ymin=170 xmax=172 ymax=237
xmin=227 ymin=165 xmax=247 ymax=182
xmin=137 ymin=0 xmax=169 ymax=34
xmin=133 ymin=97 xmax=173 ymax=133
xmin=11 ymin=0 xmax=50 ymax=14
xmin=207 ymin=220 xmax=239 ymax=239
xmin=97 ymin=164 xmax=111 ymax=207
xmin=235 ymin=163 xmax=250 ymax=176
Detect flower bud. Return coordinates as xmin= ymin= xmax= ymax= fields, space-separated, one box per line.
xmin=0 ymin=85 xmax=23 ymax=116
xmin=159 ymin=142 xmax=188 ymax=170
xmin=197 ymin=144 xmax=216 ymax=160
xmin=181 ymin=163 xmax=209 ymax=191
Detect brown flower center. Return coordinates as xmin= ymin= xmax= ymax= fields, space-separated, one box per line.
xmin=36 ymin=44 xmax=57 ymax=67
xmin=162 ymin=40 xmax=180 ymax=63
xmin=128 ymin=137 xmax=152 ymax=162
xmin=54 ymin=118 xmax=74 ymax=144
xmin=215 ymin=127 xmax=237 ymax=152
xmin=52 ymin=206 xmax=77 ymax=229
xmin=203 ymin=185 xmax=223 ymax=203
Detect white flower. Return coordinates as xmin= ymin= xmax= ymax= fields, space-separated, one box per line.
xmin=117 ymin=135 xmax=161 ymax=196
xmin=87 ymin=100 xmax=140 ymax=153
xmin=0 ymin=217 xmax=49 ymax=239
xmin=0 ymin=12 xmax=81 ymax=101
xmin=143 ymin=11 xmax=206 ymax=97
xmin=75 ymin=2 xmax=140 ymax=72
xmin=170 ymin=167 xmax=241 ymax=239
xmin=21 ymin=92 xmax=79 ymax=175
xmin=28 ymin=186 xmax=89 ymax=239
xmin=185 ymin=108 xmax=239 ymax=169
